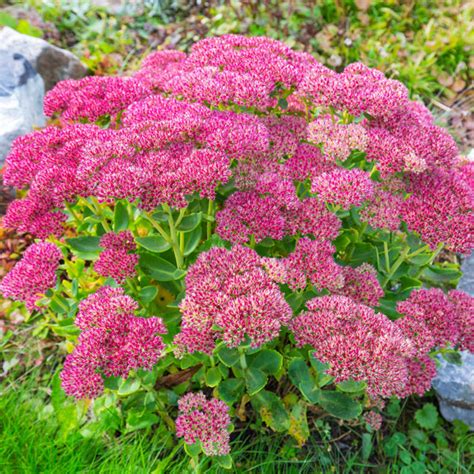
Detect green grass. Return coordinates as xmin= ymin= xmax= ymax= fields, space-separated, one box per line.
xmin=1 ymin=371 xmax=473 ymax=473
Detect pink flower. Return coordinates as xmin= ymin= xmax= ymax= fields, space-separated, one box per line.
xmin=290 ymin=295 xmax=414 ymax=398
xmin=308 ymin=116 xmax=368 ymax=161
xmin=61 ymin=288 xmax=166 ymax=399
xmin=94 ymin=231 xmax=138 ymax=283
xmin=0 ymin=242 xmax=62 ymax=311
xmin=336 ymin=264 xmax=384 ymax=307
xmin=396 ymin=288 xmax=460 ymax=349
xmin=448 ymin=290 xmax=474 ymax=352
xmin=360 ymin=185 xmax=404 ymax=232
xmin=312 ymin=168 xmax=375 ymax=209
xmin=175 ymin=245 xmax=291 ymax=354
xmin=176 ymin=392 xmax=231 ymax=456
xmin=364 ymin=411 xmax=382 ymax=430
xmin=283 ymin=237 xmax=344 ymax=292
xmin=401 ymin=168 xmax=474 ymax=253
xmin=44 ymin=76 xmax=150 ymax=121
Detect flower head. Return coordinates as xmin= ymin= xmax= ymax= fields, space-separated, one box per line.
xmin=61 ymin=288 xmax=166 ymax=399
xmin=175 ymin=245 xmax=291 ymax=354
xmin=0 ymin=242 xmax=62 ymax=311
xmin=176 ymin=392 xmax=231 ymax=456
xmin=290 ymin=295 xmax=414 ymax=398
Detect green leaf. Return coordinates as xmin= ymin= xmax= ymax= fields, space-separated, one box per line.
xmin=205 ymin=367 xmax=222 ymax=387
xmin=117 ymin=378 xmax=141 ymax=396
xmin=319 ymin=391 xmax=362 ymax=420
xmin=183 ymin=226 xmax=202 ymax=256
xmin=184 ymin=442 xmax=201 ymax=457
xmin=337 ymin=379 xmax=367 ymax=393
xmin=126 ymin=410 xmax=159 ymax=432
xmin=348 ymin=242 xmax=379 ymax=267
xmin=251 ymin=391 xmax=290 ymax=432
xmin=421 ymin=264 xmax=462 ymax=285
xmin=249 ymin=349 xmax=283 ymax=375
xmin=288 ymin=359 xmax=320 ymax=403
xmin=66 ymin=236 xmax=101 ymax=260
xmin=362 ymin=433 xmax=373 ymax=461
xmin=245 ymin=367 xmax=267 ymax=396
xmin=113 ymin=201 xmax=129 ymax=232
xmin=139 ymin=253 xmax=186 ymax=281
xmin=176 ymin=213 xmax=202 ymax=232
xmin=415 ymin=403 xmax=438 ymax=430
xmin=138 ymin=286 xmax=158 ymax=303
xmin=216 ymin=347 xmax=240 ymax=367
xmin=216 ymin=454 xmax=233 ymax=469
xmin=288 ymin=401 xmax=310 ymax=446
xmin=136 ymin=236 xmax=171 ymax=253
xmin=218 ymin=379 xmax=244 ymax=404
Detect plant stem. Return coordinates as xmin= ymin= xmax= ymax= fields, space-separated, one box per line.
xmin=144 ymin=213 xmax=171 ymax=243
xmin=163 ymin=204 xmax=184 ymax=269
xmin=239 ymin=348 xmax=247 ymax=370
xmin=207 ymin=200 xmax=214 ymax=240
xmin=87 ymin=197 xmax=112 ymax=232
xmin=64 ymin=201 xmax=81 ymax=225
xmin=382 ymin=246 xmax=410 ymax=288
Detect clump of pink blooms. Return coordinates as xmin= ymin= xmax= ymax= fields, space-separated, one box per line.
xmin=336 ymin=264 xmax=384 ymax=307
xmin=1 ymin=35 xmax=472 ymax=254
xmin=290 ymin=295 xmax=414 ymax=398
xmin=364 ymin=411 xmax=382 ymax=431
xmin=307 ymin=116 xmax=368 ymax=161
xmin=175 ymin=245 xmax=292 ymax=354
xmin=176 ymin=392 xmax=231 ymax=456
xmin=94 ymin=231 xmax=138 ymax=283
xmin=216 ymin=172 xmax=340 ymax=244
xmin=311 ymin=168 xmax=374 ymax=209
xmin=397 ymin=288 xmax=473 ymax=352
xmin=283 ymin=237 xmax=344 ymax=292
xmin=0 ymin=242 xmax=61 ymax=311
xmin=61 ymin=287 xmax=166 ymax=399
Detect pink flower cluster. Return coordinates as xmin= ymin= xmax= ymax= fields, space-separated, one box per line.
xmin=175 ymin=245 xmax=292 ymax=354
xmin=396 ymin=288 xmax=474 ymax=353
xmin=307 ymin=116 xmax=368 ymax=161
xmin=61 ymin=287 xmax=166 ymax=399
xmin=336 ymin=264 xmax=384 ymax=307
xmin=94 ymin=231 xmax=138 ymax=283
xmin=283 ymin=237 xmax=344 ymax=292
xmin=401 ymin=169 xmax=474 ymax=253
xmin=176 ymin=392 xmax=231 ymax=456
xmin=290 ymin=295 xmax=414 ymax=398
xmin=44 ymin=76 xmax=150 ymax=122
xmin=0 ymin=242 xmax=61 ymax=311
xmin=297 ymin=61 xmax=409 ymax=118
xmin=216 ymin=173 xmax=341 ymax=244
xmin=394 ymin=287 xmax=474 ymax=396
xmin=136 ymin=35 xmax=315 ymax=111
xmin=311 ymin=168 xmax=374 ymax=209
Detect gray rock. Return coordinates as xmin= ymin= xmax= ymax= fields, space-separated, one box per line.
xmin=458 ymin=253 xmax=474 ymax=295
xmin=432 ymin=253 xmax=474 ymax=430
xmin=0 ymin=50 xmax=46 ymax=166
xmin=0 ymin=27 xmax=86 ymax=91
xmin=432 ymin=351 xmax=474 ymax=429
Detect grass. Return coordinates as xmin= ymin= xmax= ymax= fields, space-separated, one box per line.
xmin=1 ymin=370 xmax=473 ymax=473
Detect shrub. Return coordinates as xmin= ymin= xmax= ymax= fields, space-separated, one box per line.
xmin=1 ymin=34 xmax=473 ymax=469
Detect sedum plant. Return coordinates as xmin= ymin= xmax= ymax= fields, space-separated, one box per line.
xmin=1 ymin=35 xmax=473 ymax=469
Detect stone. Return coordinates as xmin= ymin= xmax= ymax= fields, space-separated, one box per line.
xmin=0 ymin=26 xmax=86 ymax=91
xmin=0 ymin=50 xmax=46 ymax=166
xmin=457 ymin=253 xmax=474 ymax=295
xmin=432 ymin=253 xmax=474 ymax=430
xmin=432 ymin=351 xmax=474 ymax=429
